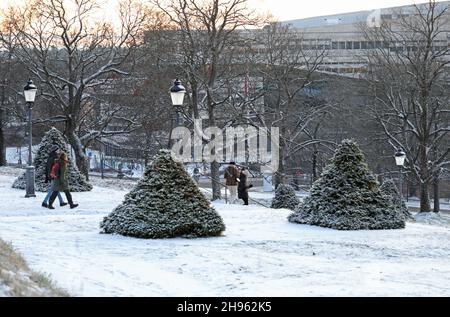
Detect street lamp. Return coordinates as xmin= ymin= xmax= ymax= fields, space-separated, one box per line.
xmin=169 ymin=78 xmax=186 ymax=127
xmin=394 ymin=148 xmax=406 ymax=203
xmin=24 ymin=79 xmax=37 ymax=198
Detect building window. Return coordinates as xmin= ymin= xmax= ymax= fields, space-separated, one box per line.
xmin=332 ymin=42 xmax=338 ymax=49
xmin=346 ymin=41 xmax=353 ymax=49
xmin=353 ymin=41 xmax=361 ymax=49
xmin=339 ymin=42 xmax=346 ymax=49
xmin=361 ymin=41 xmax=367 ymax=49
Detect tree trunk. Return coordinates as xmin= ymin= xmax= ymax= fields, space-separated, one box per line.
xmin=274 ymin=148 xmax=285 ymax=189
xmin=211 ymin=160 xmax=221 ymax=201
xmin=418 ymin=137 xmax=430 ymax=212
xmin=206 ymin=85 xmax=221 ymax=200
xmin=75 ymin=148 xmax=89 ymax=181
xmin=67 ymin=129 xmax=89 ymax=181
xmin=0 ymin=78 xmax=6 ymax=167
xmin=0 ymin=108 xmax=5 ymax=167
xmin=433 ymin=178 xmax=440 ymax=213
xmin=419 ymin=181 xmax=431 ymax=212
xmin=274 ymin=126 xmax=286 ymax=189
xmin=312 ymin=148 xmax=318 ymax=182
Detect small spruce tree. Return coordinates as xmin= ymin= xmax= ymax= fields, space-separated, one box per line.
xmin=12 ymin=128 xmax=92 ymax=192
xmin=288 ymin=139 xmax=405 ymax=230
xmin=380 ymin=179 xmax=413 ymax=220
xmin=271 ymin=184 xmax=300 ymax=210
xmin=100 ymin=150 xmax=226 ymax=239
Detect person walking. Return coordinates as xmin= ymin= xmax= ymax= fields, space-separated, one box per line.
xmin=48 ymin=152 xmax=78 ymax=209
xmin=42 ymin=145 xmax=67 ymax=208
xmin=224 ymin=162 xmax=240 ymax=204
xmin=238 ymin=167 xmax=253 ymax=205
xmin=192 ymin=167 xmax=201 ymax=184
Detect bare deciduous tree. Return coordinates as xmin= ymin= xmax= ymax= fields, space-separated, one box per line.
xmin=2 ymin=0 xmax=150 ymax=178
xmin=253 ymin=22 xmax=332 ymax=186
xmin=363 ymin=0 xmax=450 ymax=212
xmin=0 ymin=22 xmax=28 ymax=166
xmin=154 ymin=0 xmax=266 ymax=200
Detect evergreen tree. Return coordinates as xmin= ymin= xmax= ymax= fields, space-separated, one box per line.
xmin=288 ymin=139 xmax=405 ymax=230
xmin=380 ymin=179 xmax=413 ymax=220
xmin=100 ymin=150 xmax=226 ymax=239
xmin=12 ymin=128 xmax=92 ymax=192
xmin=271 ymin=184 xmax=300 ymax=210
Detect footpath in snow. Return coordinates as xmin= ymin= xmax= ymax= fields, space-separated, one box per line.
xmin=1 ymin=168 xmax=450 ymax=296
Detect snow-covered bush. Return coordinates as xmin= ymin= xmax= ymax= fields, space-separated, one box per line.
xmin=12 ymin=128 xmax=92 ymax=192
xmin=100 ymin=150 xmax=226 ymax=239
xmin=379 ymin=179 xmax=413 ymax=220
xmin=288 ymin=139 xmax=405 ymax=230
xmin=271 ymin=184 xmax=300 ymax=210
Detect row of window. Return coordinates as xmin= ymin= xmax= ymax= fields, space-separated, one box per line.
xmin=322 ymin=67 xmax=368 ymax=74
xmin=300 ymin=41 xmax=449 ymax=51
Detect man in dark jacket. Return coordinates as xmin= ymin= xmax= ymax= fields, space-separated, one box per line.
xmin=238 ymin=167 xmax=253 ymax=205
xmin=42 ymin=145 xmax=67 ymax=208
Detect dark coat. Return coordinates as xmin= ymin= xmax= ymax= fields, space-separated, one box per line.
xmin=53 ymin=160 xmax=69 ymax=192
xmin=45 ymin=150 xmax=58 ymax=183
xmin=238 ymin=172 xmax=253 ymax=199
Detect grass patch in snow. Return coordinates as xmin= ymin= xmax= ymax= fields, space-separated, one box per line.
xmin=0 ymin=239 xmax=69 ymax=297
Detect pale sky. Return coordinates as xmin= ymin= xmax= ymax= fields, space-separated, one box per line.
xmin=249 ymin=0 xmax=448 ymax=21
xmin=0 ymin=0 xmax=448 ymax=22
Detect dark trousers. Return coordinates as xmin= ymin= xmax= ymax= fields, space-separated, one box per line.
xmin=49 ymin=190 xmax=73 ymax=206
xmin=240 ymin=193 xmax=249 ymax=205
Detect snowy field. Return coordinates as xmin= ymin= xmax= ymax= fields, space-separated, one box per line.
xmin=1 ymin=168 xmax=450 ymax=296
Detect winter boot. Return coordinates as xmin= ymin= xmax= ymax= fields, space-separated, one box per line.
xmin=60 ymin=202 xmax=68 ymax=207
xmin=48 ymin=191 xmax=58 ymax=210
xmin=65 ymin=191 xmax=78 ymax=209
xmin=42 ymin=202 xmax=48 ymax=208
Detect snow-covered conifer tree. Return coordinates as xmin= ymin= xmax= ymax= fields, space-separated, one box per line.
xmin=12 ymin=128 xmax=92 ymax=192
xmin=271 ymin=184 xmax=300 ymax=210
xmin=100 ymin=150 xmax=226 ymax=238
xmin=288 ymin=139 xmax=405 ymax=230
xmin=380 ymin=179 xmax=413 ymax=220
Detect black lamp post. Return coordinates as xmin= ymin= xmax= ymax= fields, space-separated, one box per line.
xmin=169 ymin=78 xmax=186 ymax=126
xmin=394 ymin=148 xmax=406 ymax=204
xmin=24 ymin=79 xmax=37 ymax=198
xmin=169 ymin=79 xmax=186 ymax=147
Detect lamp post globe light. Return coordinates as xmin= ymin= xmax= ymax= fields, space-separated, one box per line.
xmin=24 ymin=79 xmax=37 ymax=198
xmin=395 ymin=148 xmax=406 ymax=167
xmin=170 ymin=78 xmax=186 ymax=127
xmin=170 ymin=78 xmax=186 ymax=107
xmin=394 ymin=148 xmax=406 ymax=204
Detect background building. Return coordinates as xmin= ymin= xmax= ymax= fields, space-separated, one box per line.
xmin=282 ymin=1 xmax=450 ymax=76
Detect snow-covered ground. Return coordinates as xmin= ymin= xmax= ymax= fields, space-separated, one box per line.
xmin=1 ymin=168 xmax=450 ymax=296
xmin=0 ymin=284 xmax=9 ymax=297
